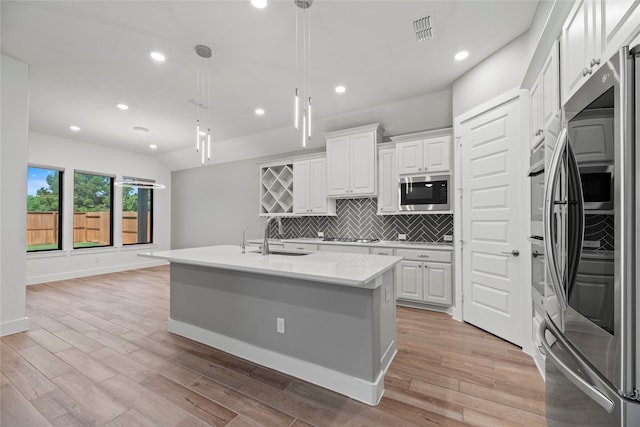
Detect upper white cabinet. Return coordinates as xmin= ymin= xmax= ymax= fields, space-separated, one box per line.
xmin=602 ymin=0 xmax=640 ymax=60
xmin=293 ymin=156 xmax=336 ymax=215
xmin=530 ymin=41 xmax=560 ymax=147
xmin=377 ymin=146 xmax=398 ymax=214
xmin=561 ymin=0 xmax=603 ymax=104
xmin=561 ymin=0 xmax=640 ymax=104
xmin=325 ymin=124 xmax=383 ymax=197
xmin=396 ymin=136 xmax=452 ymax=175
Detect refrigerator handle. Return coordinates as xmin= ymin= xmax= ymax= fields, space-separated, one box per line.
xmin=544 ymin=128 xmax=569 ymax=310
xmin=538 ymin=318 xmax=615 ymax=413
xmin=566 ymin=143 xmax=585 ymax=297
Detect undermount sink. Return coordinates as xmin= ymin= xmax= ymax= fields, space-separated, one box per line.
xmin=250 ymin=249 xmax=310 ymax=256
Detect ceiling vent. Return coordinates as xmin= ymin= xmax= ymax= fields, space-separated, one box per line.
xmin=413 ymin=14 xmax=435 ymax=42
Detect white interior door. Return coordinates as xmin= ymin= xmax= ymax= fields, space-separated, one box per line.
xmin=459 ymin=94 xmax=526 ymax=346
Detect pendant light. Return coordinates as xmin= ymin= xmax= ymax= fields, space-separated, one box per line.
xmin=294 ymin=0 xmax=313 ymax=148
xmin=195 ymin=44 xmax=213 ymax=165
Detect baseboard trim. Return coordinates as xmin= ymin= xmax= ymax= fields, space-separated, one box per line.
xmin=27 ymin=259 xmax=167 ymax=285
xmin=0 ymin=316 xmax=29 ymax=337
xmin=168 ymin=318 xmax=390 ymax=406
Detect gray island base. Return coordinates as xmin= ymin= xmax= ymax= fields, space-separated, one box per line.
xmin=140 ymin=245 xmax=401 ymax=405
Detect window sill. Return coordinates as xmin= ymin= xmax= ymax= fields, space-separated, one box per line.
xmin=120 ymin=243 xmax=157 ymax=252
xmin=27 ymin=250 xmax=69 ymax=259
xmin=71 ymin=246 xmax=118 ymax=256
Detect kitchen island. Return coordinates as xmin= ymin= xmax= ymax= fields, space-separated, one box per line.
xmin=139 ymin=245 xmax=401 ymax=405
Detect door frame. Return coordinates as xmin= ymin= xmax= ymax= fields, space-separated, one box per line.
xmin=452 ymin=87 xmax=532 ymax=353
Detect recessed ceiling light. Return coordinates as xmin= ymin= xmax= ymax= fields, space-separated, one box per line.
xmin=149 ymin=144 xmax=158 ymax=149
xmin=255 ymin=108 xmax=265 ymax=116
xmin=69 ymin=125 xmax=80 ymax=132
xmin=454 ymin=50 xmax=469 ymax=61
xmin=150 ymin=51 xmax=166 ymax=62
xmin=116 ymin=103 xmax=129 ymax=110
xmin=251 ymin=0 xmax=268 ymax=9
xmin=335 ymin=85 xmax=346 ymax=94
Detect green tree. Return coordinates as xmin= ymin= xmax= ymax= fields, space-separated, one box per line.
xmin=122 ymin=187 xmax=138 ymax=212
xmin=27 ymin=170 xmax=60 ymax=212
xmin=74 ymin=172 xmax=111 ymax=212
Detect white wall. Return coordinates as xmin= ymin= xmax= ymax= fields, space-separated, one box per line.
xmin=452 ymin=31 xmax=530 ymax=118
xmin=161 ymin=89 xmax=453 ymax=171
xmin=26 ymin=132 xmax=171 ymax=284
xmin=1 ymin=54 xmax=29 ymax=336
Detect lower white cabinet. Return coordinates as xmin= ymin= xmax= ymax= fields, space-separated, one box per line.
xmin=282 ymin=242 xmax=318 ymax=252
xmin=395 ymin=249 xmax=453 ymax=306
xmin=318 ymin=244 xmax=370 ymax=254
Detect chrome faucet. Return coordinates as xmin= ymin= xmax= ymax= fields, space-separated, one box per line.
xmin=241 ymin=226 xmax=249 ymax=254
xmin=263 ymin=216 xmax=282 ymax=255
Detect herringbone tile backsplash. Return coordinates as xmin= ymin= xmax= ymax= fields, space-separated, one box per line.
xmin=270 ymin=198 xmax=453 ymax=242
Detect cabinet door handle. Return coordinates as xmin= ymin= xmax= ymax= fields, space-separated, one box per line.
xmin=590 ymin=58 xmax=600 ymax=67
xmin=417 ymin=254 xmax=430 ymax=258
xmin=582 ymin=67 xmax=593 ymax=77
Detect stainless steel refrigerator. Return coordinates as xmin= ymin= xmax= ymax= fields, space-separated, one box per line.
xmin=539 ymin=45 xmax=640 ymax=426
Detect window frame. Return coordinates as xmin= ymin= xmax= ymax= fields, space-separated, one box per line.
xmin=120 ymin=176 xmax=155 ymax=246
xmin=26 ymin=165 xmax=64 ymax=253
xmin=72 ymin=170 xmax=115 ymax=250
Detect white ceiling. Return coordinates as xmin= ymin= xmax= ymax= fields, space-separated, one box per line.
xmin=1 ymin=0 xmax=538 ymax=160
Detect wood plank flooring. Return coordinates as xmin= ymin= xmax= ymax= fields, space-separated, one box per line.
xmin=1 ymin=266 xmax=546 ymax=426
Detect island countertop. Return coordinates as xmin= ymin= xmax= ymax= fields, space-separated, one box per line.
xmin=139 ymin=245 xmax=402 ymax=289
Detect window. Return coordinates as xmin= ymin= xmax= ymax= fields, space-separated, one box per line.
xmin=73 ymin=171 xmax=113 ymax=249
xmin=121 ymin=178 xmax=154 ymax=245
xmin=27 ymin=166 xmax=63 ymax=252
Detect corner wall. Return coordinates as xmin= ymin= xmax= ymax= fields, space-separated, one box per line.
xmin=1 ymin=55 xmax=29 ymax=336
xmin=26 ymin=132 xmax=171 ymax=284
xmin=452 ymin=31 xmax=530 ymax=118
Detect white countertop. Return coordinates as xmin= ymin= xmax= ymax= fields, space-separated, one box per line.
xmin=250 ymin=238 xmax=454 ymax=251
xmin=139 ymin=245 xmax=402 ymax=289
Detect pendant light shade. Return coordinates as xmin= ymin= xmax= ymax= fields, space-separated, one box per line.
xmin=195 ymin=44 xmax=213 ymax=165
xmin=294 ymin=0 xmax=313 ymax=148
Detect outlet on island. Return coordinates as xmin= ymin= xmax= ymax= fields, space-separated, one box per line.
xmin=276 ymin=317 xmax=285 ymax=334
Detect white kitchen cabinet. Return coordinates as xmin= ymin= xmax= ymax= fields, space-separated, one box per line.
xmin=561 ymin=0 xmax=603 ymax=104
xmin=282 ymin=242 xmax=318 ymax=252
xmin=259 ymin=162 xmax=294 ymax=216
xmin=395 ymin=248 xmax=453 ymax=306
xmin=530 ymin=41 xmax=560 ymax=148
xmin=293 ymin=156 xmax=335 ymax=215
xmin=377 ymin=146 xmax=398 ymax=214
xmin=602 ymin=0 xmax=640 ymax=61
xmin=318 ymin=244 xmax=370 ymax=254
xmin=325 ymin=124 xmax=383 ymax=197
xmin=396 ymin=136 xmax=451 ymax=175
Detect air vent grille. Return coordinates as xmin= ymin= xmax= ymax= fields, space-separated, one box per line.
xmin=413 ymin=14 xmax=434 ymax=42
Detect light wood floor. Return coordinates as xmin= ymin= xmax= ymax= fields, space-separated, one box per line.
xmin=1 ymin=266 xmax=546 ymax=426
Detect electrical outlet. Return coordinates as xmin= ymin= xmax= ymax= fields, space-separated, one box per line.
xmin=398 ymin=234 xmax=407 ymax=241
xmin=95 ymin=256 xmax=100 ymax=263
xmin=443 ymin=235 xmax=453 ymax=242
xmin=276 ymin=317 xmax=285 ymax=334
xmin=318 ymin=231 xmax=324 ymax=238
xmin=385 ymin=286 xmax=392 ymax=302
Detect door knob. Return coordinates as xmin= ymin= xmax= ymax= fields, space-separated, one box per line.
xmin=501 ymin=249 xmax=520 ymax=257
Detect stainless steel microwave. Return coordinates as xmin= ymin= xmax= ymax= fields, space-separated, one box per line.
xmin=398 ymin=174 xmax=450 ymax=211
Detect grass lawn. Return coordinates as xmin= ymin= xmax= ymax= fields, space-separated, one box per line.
xmin=27 ymin=243 xmax=59 ymax=251
xmin=28 ymin=241 xmax=110 ymax=251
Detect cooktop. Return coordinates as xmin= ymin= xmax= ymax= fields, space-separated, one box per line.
xmin=323 ymin=237 xmax=380 ymax=244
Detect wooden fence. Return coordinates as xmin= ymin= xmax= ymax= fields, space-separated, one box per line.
xmin=27 ymin=211 xmax=150 ymax=245
xmin=26 ymin=212 xmax=59 ymax=246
